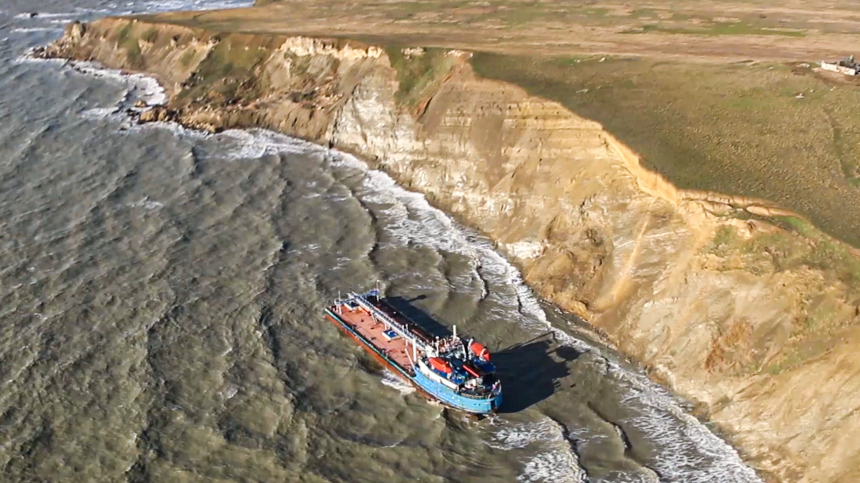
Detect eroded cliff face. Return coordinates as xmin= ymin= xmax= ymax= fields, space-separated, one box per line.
xmin=41 ymin=18 xmax=860 ymax=483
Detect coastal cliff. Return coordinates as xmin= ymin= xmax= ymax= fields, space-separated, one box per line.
xmin=41 ymin=17 xmax=860 ymax=483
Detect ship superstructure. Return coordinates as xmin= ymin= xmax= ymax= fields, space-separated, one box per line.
xmin=324 ymin=290 xmax=502 ymax=415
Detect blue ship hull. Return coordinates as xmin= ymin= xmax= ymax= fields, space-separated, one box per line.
xmin=412 ymin=367 xmax=502 ymax=414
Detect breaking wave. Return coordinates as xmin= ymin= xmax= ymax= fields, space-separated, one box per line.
xmin=10 ymin=27 xmax=62 ymax=34
xmin=380 ymin=370 xmax=416 ymax=395
xmin=488 ymin=419 xmax=586 ymax=483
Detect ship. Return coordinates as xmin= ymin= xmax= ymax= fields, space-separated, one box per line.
xmin=324 ymin=290 xmax=502 ymax=415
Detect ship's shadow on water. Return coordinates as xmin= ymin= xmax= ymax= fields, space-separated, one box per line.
xmin=493 ymin=334 xmax=579 ymax=413
xmin=383 ymin=296 xmax=578 ymax=413
xmin=384 ymin=296 xmax=452 ymax=339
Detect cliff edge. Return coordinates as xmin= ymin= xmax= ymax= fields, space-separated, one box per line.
xmin=39 ymin=17 xmax=860 ymax=483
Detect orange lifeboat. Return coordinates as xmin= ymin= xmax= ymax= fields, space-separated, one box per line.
xmin=470 ymin=341 xmax=491 ymax=362
xmin=428 ymin=357 xmax=452 ymax=373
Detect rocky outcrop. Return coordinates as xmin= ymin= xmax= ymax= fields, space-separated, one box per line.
xmin=40 ymin=17 xmax=860 ymax=483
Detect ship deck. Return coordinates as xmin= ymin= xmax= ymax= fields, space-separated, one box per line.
xmin=336 ymin=306 xmax=415 ymax=375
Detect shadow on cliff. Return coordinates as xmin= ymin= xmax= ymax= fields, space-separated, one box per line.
xmin=383 ymin=296 xmax=579 ymax=413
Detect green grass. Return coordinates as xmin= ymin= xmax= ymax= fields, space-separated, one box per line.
xmin=142 ymin=27 xmax=159 ymax=43
xmin=628 ymin=8 xmax=659 ymax=19
xmin=384 ymin=47 xmax=456 ymax=108
xmin=115 ymin=22 xmax=133 ymax=43
xmin=764 ymin=339 xmax=833 ymax=375
xmin=776 ymin=216 xmax=860 ymax=283
xmin=709 ymin=225 xmax=736 ymax=253
xmin=502 ymin=5 xmax=549 ymax=27
xmin=633 ymin=22 xmax=805 ymax=37
xmin=703 ymin=214 xmax=860 ymax=284
xmin=583 ymin=7 xmax=610 ymax=18
xmin=124 ymin=39 xmax=143 ymax=68
xmin=697 ymin=215 xmax=858 ymax=376
xmin=180 ymin=49 xmax=196 ymax=67
xmin=176 ymin=35 xmax=273 ymax=107
xmin=113 ymin=23 xmax=143 ymax=68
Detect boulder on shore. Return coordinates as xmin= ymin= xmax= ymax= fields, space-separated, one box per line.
xmin=138 ymin=106 xmax=176 ymax=123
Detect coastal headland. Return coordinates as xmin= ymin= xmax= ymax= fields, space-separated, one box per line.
xmin=38 ymin=2 xmax=860 ymax=481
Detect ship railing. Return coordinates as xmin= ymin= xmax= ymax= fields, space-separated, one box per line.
xmin=349 ymin=292 xmax=431 ymax=353
xmin=457 ymin=386 xmax=501 ymax=400
xmin=457 ymin=379 xmax=501 ymax=399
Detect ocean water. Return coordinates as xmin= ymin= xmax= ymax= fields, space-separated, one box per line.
xmin=0 ymin=1 xmax=763 ymax=482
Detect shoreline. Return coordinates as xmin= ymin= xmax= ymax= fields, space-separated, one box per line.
xmin=34 ymin=17 xmax=860 ymax=482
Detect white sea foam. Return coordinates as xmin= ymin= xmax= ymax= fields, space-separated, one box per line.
xmin=210 ymin=129 xmax=310 ymax=159
xmin=135 ymin=117 xmax=213 ymax=141
xmin=488 ymin=419 xmax=586 ymax=483
xmin=489 ymin=419 xmax=573 ymax=451
xmin=12 ymin=54 xmax=63 ymax=65
xmin=616 ymin=374 xmax=762 ymax=483
xmin=393 ymin=189 xmax=578 ymax=344
xmin=138 ymin=0 xmax=253 ymax=14
xmin=520 ymin=450 xmax=585 ymax=483
xmin=13 ymin=12 xmax=78 ymax=20
xmin=18 ymin=55 xmax=167 ymax=111
xmin=128 ymin=197 xmax=164 ymax=210
xmin=220 ymin=384 xmax=239 ymax=401
xmin=10 ymin=27 xmax=61 ymax=34
xmin=506 ymin=240 xmax=545 ymax=260
xmin=331 ymin=152 xmax=588 ymax=347
xmin=380 ymin=370 xmax=415 ymax=395
xmin=80 ymin=106 xmax=121 ymax=120
xmin=68 ymin=61 xmax=167 ymax=107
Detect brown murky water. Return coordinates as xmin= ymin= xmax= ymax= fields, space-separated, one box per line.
xmin=0 ymin=2 xmax=761 ymax=482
